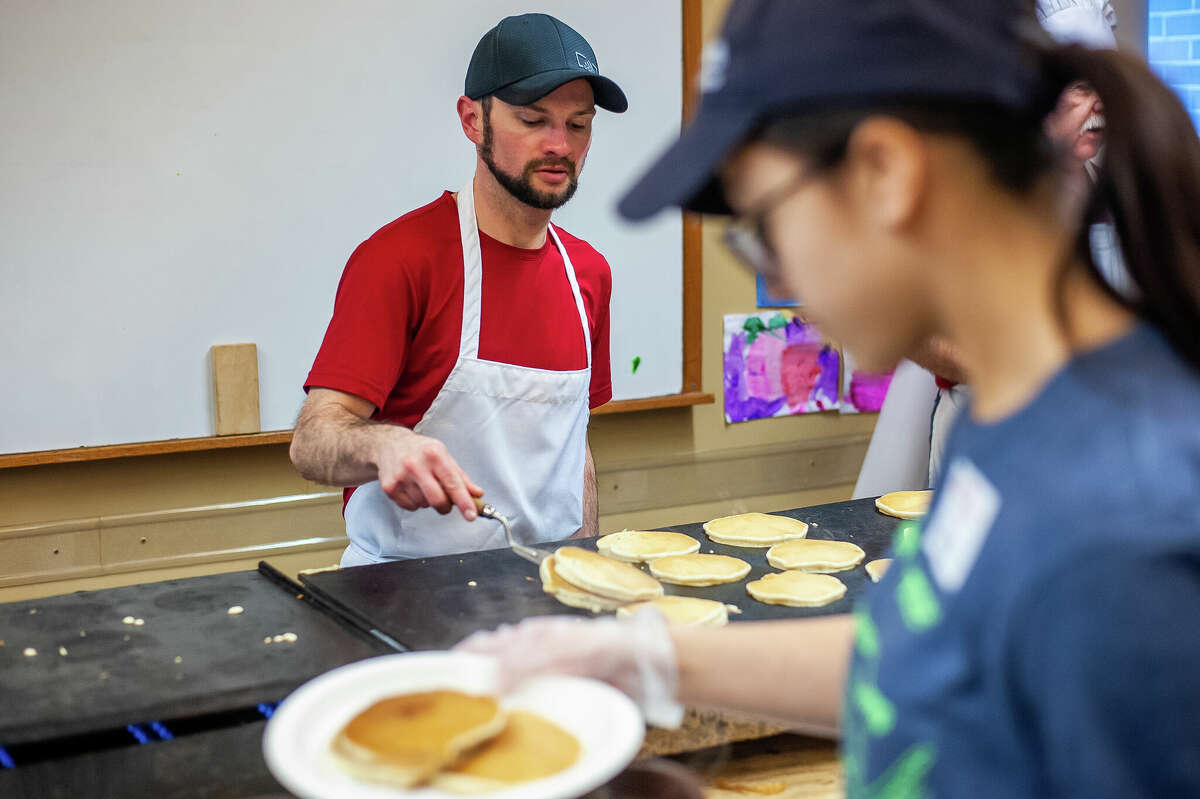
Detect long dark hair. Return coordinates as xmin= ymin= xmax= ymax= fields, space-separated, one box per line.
xmin=758 ymin=46 xmax=1200 ymax=373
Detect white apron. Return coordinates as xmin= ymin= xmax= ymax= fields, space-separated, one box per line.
xmin=341 ymin=179 xmax=593 ymax=565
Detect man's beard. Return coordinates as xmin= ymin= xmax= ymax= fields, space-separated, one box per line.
xmin=480 ymin=114 xmax=579 ymax=210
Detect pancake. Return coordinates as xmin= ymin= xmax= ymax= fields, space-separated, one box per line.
xmin=434 ymin=710 xmax=580 ymax=793
xmin=702 ymin=513 xmax=809 ymax=547
xmin=616 ymin=596 xmax=740 ymax=626
xmin=596 ymin=530 xmax=701 ymax=562
xmin=865 ymin=558 xmax=893 ymax=583
xmin=874 ymin=490 xmax=933 ymax=519
xmin=765 ymin=539 xmax=865 ymax=573
xmin=746 ymin=571 xmax=846 ymax=608
xmin=539 ymin=555 xmax=625 ymax=613
xmin=647 ymin=553 xmax=751 ymax=586
xmin=330 ymin=691 xmax=505 ymax=788
xmin=551 ymin=546 xmax=664 ymax=603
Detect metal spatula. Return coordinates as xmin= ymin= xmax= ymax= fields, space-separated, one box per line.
xmin=473 ymin=497 xmax=551 ymax=565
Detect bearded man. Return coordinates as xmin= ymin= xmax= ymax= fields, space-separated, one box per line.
xmin=290 ymin=14 xmax=625 ymax=564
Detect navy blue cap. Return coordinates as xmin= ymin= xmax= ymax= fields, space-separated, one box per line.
xmin=619 ymin=0 xmax=1048 ymax=219
xmin=465 ymin=13 xmax=628 ymax=113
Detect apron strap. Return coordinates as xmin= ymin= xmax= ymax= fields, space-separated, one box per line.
xmin=457 ymin=178 xmax=593 ymax=368
xmin=456 ymin=178 xmax=484 ymax=360
xmin=548 ymin=225 xmax=593 ymax=368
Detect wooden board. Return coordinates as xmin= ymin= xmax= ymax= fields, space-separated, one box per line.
xmin=210 ymin=343 xmax=261 ymax=436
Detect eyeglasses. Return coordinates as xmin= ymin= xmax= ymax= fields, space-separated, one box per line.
xmin=722 ymin=169 xmax=814 ymax=280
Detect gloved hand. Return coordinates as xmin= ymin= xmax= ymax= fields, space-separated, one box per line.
xmin=455 ymin=610 xmax=685 ymax=728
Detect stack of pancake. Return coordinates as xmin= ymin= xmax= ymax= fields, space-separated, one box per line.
xmin=539 ymin=545 xmax=665 ymax=613
xmin=542 ymin=537 xmax=748 ymax=626
xmin=330 ymin=689 xmax=580 ymax=792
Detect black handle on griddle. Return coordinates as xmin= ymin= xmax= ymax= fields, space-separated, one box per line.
xmin=256 ymin=561 xmax=408 ymax=653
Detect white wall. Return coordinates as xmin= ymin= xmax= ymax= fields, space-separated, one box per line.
xmin=0 ymin=1 xmax=683 ymax=453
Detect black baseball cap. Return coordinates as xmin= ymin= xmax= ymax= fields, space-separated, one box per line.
xmin=619 ymin=0 xmax=1050 ymax=220
xmin=465 ymin=13 xmax=628 ymax=113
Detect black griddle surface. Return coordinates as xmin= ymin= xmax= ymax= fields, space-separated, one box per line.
xmin=0 ymin=569 xmax=387 ymax=746
xmin=301 ymin=498 xmax=900 ymax=652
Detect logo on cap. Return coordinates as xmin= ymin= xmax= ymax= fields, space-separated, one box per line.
xmin=576 ymin=52 xmax=597 ymax=73
xmin=699 ymin=40 xmax=728 ymax=94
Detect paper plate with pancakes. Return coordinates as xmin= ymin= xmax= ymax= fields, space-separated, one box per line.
xmin=263 ymin=651 xmax=643 ymax=799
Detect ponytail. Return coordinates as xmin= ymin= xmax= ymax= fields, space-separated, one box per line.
xmin=1044 ymin=46 xmax=1200 ymax=372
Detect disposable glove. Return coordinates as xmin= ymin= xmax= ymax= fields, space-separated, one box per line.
xmin=456 ymin=610 xmax=684 ymax=728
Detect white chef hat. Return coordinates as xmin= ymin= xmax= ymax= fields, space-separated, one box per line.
xmin=1037 ymin=0 xmax=1118 ymax=49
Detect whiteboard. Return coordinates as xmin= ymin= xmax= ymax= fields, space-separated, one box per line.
xmin=0 ymin=0 xmax=683 ymax=454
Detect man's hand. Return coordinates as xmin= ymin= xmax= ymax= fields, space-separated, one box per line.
xmin=290 ymin=388 xmax=482 ymax=521
xmin=375 ymin=428 xmax=483 ymax=518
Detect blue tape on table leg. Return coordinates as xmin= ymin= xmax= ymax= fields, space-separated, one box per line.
xmin=126 ymin=723 xmax=151 ymax=745
xmin=150 ymin=721 xmax=173 ymax=741
xmin=0 ymin=746 xmax=15 ymax=769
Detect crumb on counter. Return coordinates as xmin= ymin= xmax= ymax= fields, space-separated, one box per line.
xmin=24 ymin=648 xmax=37 ymax=657
xmin=467 ymin=580 xmax=477 ymax=587
xmin=174 ymin=656 xmax=183 ymax=664
xmin=29 ymin=608 xmax=37 ymax=615
xmin=59 ymin=646 xmax=68 ymax=656
xmin=122 ymin=616 xmax=135 ymax=625
xmin=133 ymin=618 xmax=145 ymax=627
xmin=227 ymin=606 xmax=244 ymax=616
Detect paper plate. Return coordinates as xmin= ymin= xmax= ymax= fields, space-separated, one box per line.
xmin=262 ymin=651 xmax=644 ymax=799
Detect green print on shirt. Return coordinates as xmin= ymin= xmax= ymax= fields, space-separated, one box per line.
xmin=896 ymin=567 xmax=942 ymax=631
xmin=842 ymin=518 xmax=940 ymax=797
xmin=892 ymin=519 xmax=922 ymax=557
xmin=891 ymin=519 xmax=942 ymax=631
xmin=845 ymin=742 xmax=938 ymax=799
xmin=854 ymin=606 xmax=880 ymax=659
xmin=852 ymin=679 xmax=896 ymax=736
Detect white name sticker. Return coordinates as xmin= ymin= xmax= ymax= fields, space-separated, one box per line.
xmin=922 ymin=457 xmax=1001 ymax=592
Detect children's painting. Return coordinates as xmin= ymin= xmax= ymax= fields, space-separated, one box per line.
xmin=723 ymin=313 xmax=839 ymax=423
xmin=840 ymin=350 xmax=894 ymax=414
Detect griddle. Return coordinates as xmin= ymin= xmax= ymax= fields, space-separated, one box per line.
xmin=0 ymin=569 xmax=388 ymax=746
xmin=300 ymin=498 xmax=900 ymax=652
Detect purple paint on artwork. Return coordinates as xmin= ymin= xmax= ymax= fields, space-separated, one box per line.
xmin=724 ymin=331 xmax=786 ymax=422
xmin=849 ymin=371 xmax=893 ymax=412
xmin=813 ymin=345 xmax=841 ymax=410
xmin=785 ymin=317 xmax=821 ymax=346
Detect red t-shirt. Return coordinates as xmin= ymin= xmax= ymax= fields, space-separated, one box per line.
xmin=305 ymin=190 xmax=613 ymax=432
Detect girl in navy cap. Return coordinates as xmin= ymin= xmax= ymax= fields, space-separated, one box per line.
xmin=460 ymin=1 xmax=1200 ymax=795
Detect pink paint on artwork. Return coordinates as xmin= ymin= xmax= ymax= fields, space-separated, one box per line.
xmin=780 ymin=342 xmax=822 ymax=409
xmin=745 ymin=331 xmax=787 ymax=401
xmin=848 ymin=370 xmax=893 ymax=412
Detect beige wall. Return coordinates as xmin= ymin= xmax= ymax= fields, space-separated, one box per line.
xmin=0 ymin=0 xmax=874 ymax=601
